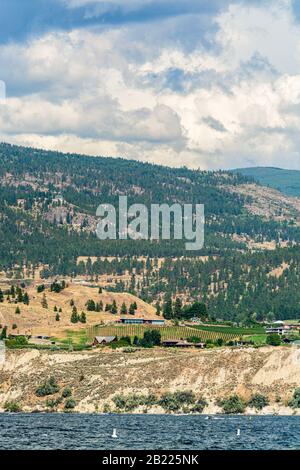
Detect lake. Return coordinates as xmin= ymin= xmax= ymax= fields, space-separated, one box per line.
xmin=0 ymin=414 xmax=299 ymax=450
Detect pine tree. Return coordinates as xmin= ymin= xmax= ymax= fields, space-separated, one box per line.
xmin=55 ymin=313 xmax=60 ymax=321
xmin=23 ymin=292 xmax=29 ymax=305
xmin=174 ymin=298 xmax=182 ymax=318
xmin=111 ymin=300 xmax=118 ymax=315
xmin=54 ymin=305 xmax=57 ymax=312
xmin=155 ymin=302 xmax=161 ymax=316
xmin=15 ymin=306 xmax=21 ymax=314
xmin=17 ymin=288 xmax=23 ymax=303
xmin=71 ymin=306 xmax=78 ymax=323
xmin=41 ymin=293 xmax=48 ymax=309
xmin=80 ymin=312 xmax=86 ymax=323
xmin=120 ymin=302 xmax=127 ymax=315
xmin=0 ymin=326 xmax=7 ymax=339
xmin=0 ymin=289 xmax=4 ymax=303
xmin=129 ymin=303 xmax=135 ymax=315
xmin=86 ymin=299 xmax=96 ymax=311
xmin=163 ymin=298 xmax=173 ymax=319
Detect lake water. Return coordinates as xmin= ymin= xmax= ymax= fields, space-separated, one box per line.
xmin=0 ymin=414 xmax=299 ymax=450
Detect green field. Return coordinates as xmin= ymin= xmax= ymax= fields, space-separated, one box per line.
xmin=88 ymin=324 xmax=240 ymax=343
xmin=189 ymin=325 xmax=265 ymax=335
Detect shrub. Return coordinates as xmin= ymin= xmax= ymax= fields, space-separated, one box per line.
xmin=248 ymin=393 xmax=269 ymax=410
xmin=159 ymin=391 xmax=195 ymax=412
xmin=140 ymin=329 xmax=161 ymax=348
xmin=288 ymin=388 xmax=300 ymax=408
xmin=112 ymin=394 xmax=158 ymax=411
xmin=6 ymin=335 xmax=28 ymax=348
xmin=266 ymin=334 xmax=281 ymax=346
xmin=46 ymin=399 xmax=58 ymax=409
xmin=159 ymin=394 xmax=181 ymax=412
xmin=4 ymin=401 xmax=22 ymax=412
xmin=64 ymin=398 xmax=76 ymax=410
xmin=219 ymin=395 xmax=245 ymax=414
xmin=191 ymin=398 xmax=208 ymax=413
xmin=62 ymin=387 xmax=72 ymax=398
xmin=36 ymin=376 xmax=59 ymax=397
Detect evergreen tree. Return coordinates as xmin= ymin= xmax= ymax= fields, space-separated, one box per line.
xmin=86 ymin=299 xmax=96 ymax=311
xmin=41 ymin=293 xmax=48 ymax=309
xmin=80 ymin=312 xmax=87 ymax=323
xmin=0 ymin=326 xmax=7 ymax=339
xmin=17 ymin=288 xmax=23 ymax=303
xmin=71 ymin=306 xmax=79 ymax=323
xmin=155 ymin=302 xmax=161 ymax=316
xmin=111 ymin=300 xmax=118 ymax=315
xmin=120 ymin=302 xmax=127 ymax=315
xmin=15 ymin=306 xmax=21 ymax=314
xmin=55 ymin=313 xmax=60 ymax=321
xmin=163 ymin=297 xmax=173 ymax=319
xmin=129 ymin=303 xmax=135 ymax=315
xmin=0 ymin=289 xmax=4 ymax=303
xmin=174 ymin=298 xmax=182 ymax=317
xmin=23 ymin=292 xmax=29 ymax=305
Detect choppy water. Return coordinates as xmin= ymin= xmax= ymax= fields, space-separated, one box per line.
xmin=0 ymin=414 xmax=299 ymax=450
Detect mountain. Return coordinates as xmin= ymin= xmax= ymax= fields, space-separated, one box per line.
xmin=0 ymin=141 xmax=286 ymax=273
xmin=2 ymin=142 xmax=300 ymax=322
xmin=232 ymin=167 xmax=300 ymax=197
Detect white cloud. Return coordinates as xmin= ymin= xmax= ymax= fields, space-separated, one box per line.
xmin=1 ymin=0 xmax=300 ymax=169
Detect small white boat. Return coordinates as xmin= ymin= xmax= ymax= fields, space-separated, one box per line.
xmin=112 ymin=428 xmax=118 ymax=438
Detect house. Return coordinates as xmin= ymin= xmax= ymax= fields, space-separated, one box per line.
xmin=265 ymin=326 xmax=290 ymax=335
xmin=93 ymin=336 xmax=116 ymax=346
xmin=117 ymin=318 xmax=165 ymax=326
xmin=289 ymin=324 xmax=300 ymax=331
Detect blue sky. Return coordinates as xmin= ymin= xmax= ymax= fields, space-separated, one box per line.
xmin=1 ymin=0 xmax=300 ymax=169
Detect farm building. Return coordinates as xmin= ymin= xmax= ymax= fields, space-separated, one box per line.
xmin=117 ymin=318 xmax=165 ymax=326
xmin=93 ymin=336 xmax=116 ymax=346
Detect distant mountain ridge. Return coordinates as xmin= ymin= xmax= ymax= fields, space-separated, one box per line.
xmin=232 ymin=167 xmax=300 ymax=197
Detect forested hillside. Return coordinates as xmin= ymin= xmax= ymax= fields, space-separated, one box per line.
xmin=1 ymin=143 xmax=300 ymax=321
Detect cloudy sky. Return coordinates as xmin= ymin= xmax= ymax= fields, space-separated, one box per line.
xmin=1 ymin=0 xmax=300 ymax=169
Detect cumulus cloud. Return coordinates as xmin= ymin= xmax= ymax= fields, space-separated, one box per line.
xmin=1 ymin=0 xmax=300 ymax=169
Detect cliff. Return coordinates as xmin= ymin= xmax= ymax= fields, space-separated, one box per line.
xmin=0 ymin=346 xmax=300 ymax=414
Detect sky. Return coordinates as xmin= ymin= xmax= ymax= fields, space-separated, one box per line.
xmin=1 ymin=0 xmax=300 ymax=169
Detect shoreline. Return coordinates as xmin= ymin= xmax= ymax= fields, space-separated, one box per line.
xmin=1 ymin=347 xmax=300 ymax=417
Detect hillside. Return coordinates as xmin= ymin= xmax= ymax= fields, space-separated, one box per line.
xmin=232 ymin=167 xmax=300 ymax=197
xmin=0 ymin=282 xmax=155 ymax=336
xmin=1 ymin=347 xmax=299 ymax=415
xmin=1 ymin=142 xmax=300 ymax=274
xmin=2 ymin=143 xmax=300 ymax=323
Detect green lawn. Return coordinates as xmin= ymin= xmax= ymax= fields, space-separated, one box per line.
xmin=189 ymin=325 xmax=265 ymax=335
xmin=243 ymin=334 xmax=267 ymax=345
